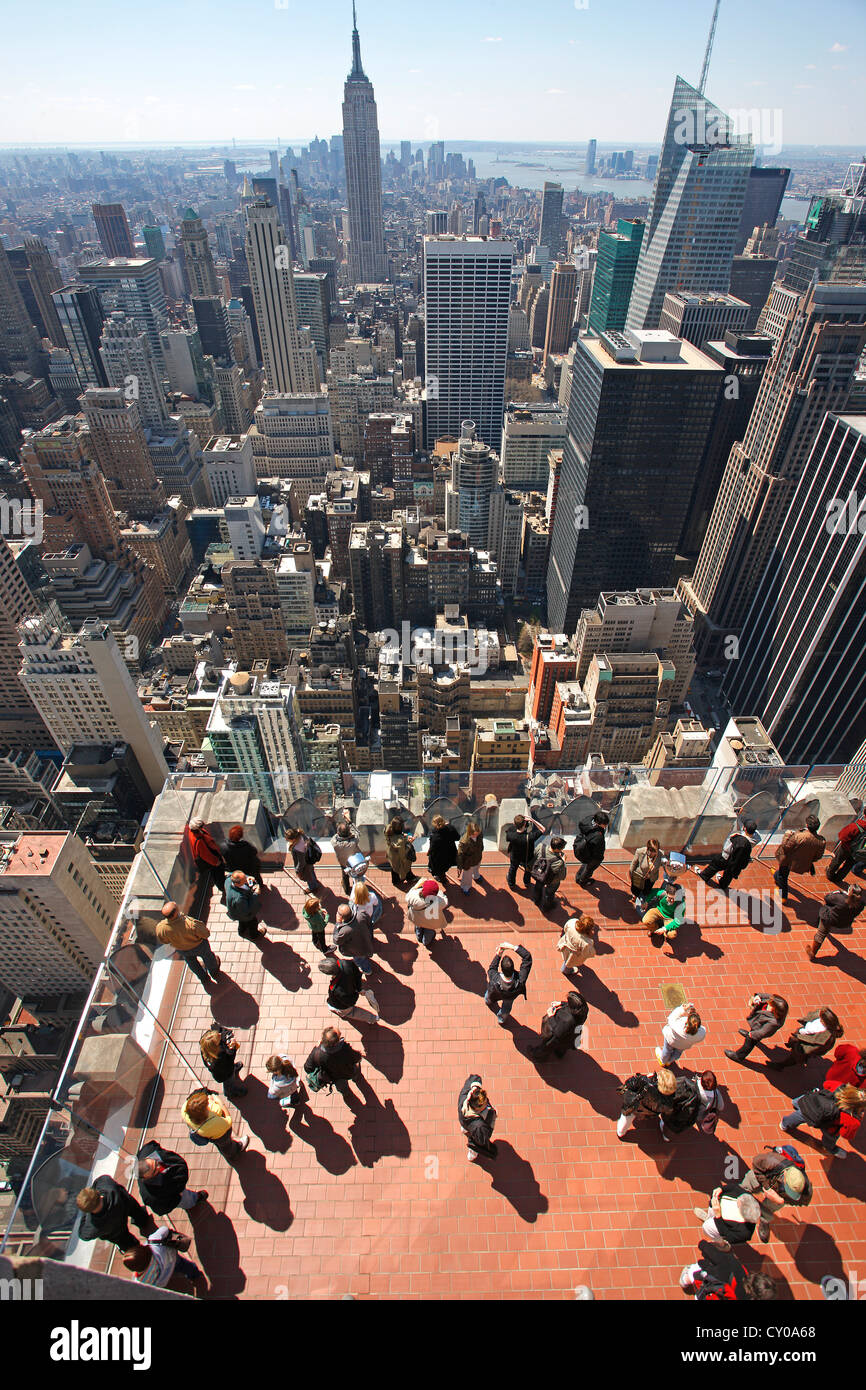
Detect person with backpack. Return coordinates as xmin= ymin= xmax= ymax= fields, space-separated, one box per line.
xmin=318 ymin=954 xmax=379 ymax=1022
xmin=181 ymin=1089 xmax=250 ymax=1162
xmin=405 ymin=878 xmax=448 ymax=950
xmin=807 ymin=883 xmax=864 ymax=960
xmin=199 ymin=1024 xmax=247 ymax=1099
xmin=557 ymin=913 xmax=597 ymax=976
xmin=823 ymin=1042 xmax=866 ymax=1091
xmin=458 ymin=1075 xmax=497 ymax=1162
xmin=826 ymin=805 xmax=866 ymax=886
xmin=304 ymin=1027 xmax=362 ymax=1099
xmin=528 ymin=991 xmax=588 ymax=1062
xmin=457 ymin=822 xmax=484 ymax=895
xmin=123 ymin=1229 xmax=206 ymax=1295
xmin=385 ymin=817 xmax=418 ymax=889
xmin=333 ymin=818 xmax=362 ymax=894
xmin=484 ymin=940 xmax=532 ymax=1025
xmin=780 ymin=1083 xmax=866 ymax=1158
xmin=285 ymin=825 xmax=322 ymax=892
xmin=135 ymin=1141 xmax=207 ymax=1217
xmin=505 ymin=812 xmax=543 ymax=891
xmin=75 ymin=1176 xmax=157 ymax=1253
xmin=616 ymin=1068 xmax=677 ymax=1138
xmin=724 ymin=992 xmax=789 ymax=1064
xmin=223 ymin=824 xmax=265 ymax=889
xmin=302 ymin=895 xmax=330 ymax=955
xmin=768 ymin=1006 xmax=844 ymax=1070
xmin=655 ymin=1001 xmax=706 ymax=1067
xmin=188 ymin=817 xmax=226 ymax=901
xmin=693 ymin=1181 xmax=761 ymax=1250
xmin=533 ymin=835 xmax=568 ymax=911
xmin=773 ymin=815 xmax=825 ymax=902
xmin=740 ymin=1146 xmax=813 ymax=1242
xmin=680 ymin=1242 xmax=776 ymax=1301
xmin=333 ymin=902 xmax=376 ymax=977
xmin=700 ymin=818 xmax=760 ymax=891
xmin=225 ymin=869 xmax=264 ymax=942
xmin=265 ymin=1054 xmax=303 ymax=1111
xmin=427 ymin=813 xmax=460 ymax=887
xmin=574 ymin=812 xmax=609 ymax=889
xmin=629 ymin=838 xmax=663 ymax=907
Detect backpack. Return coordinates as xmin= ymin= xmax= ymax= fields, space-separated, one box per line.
xmin=765 ymin=1142 xmax=806 ymax=1171
xmin=851 ymin=828 xmax=866 ymax=863
xmin=305 ymin=1064 xmax=329 ymax=1093
xmin=306 ymin=838 xmax=322 ymax=864
xmin=573 ymin=834 xmax=589 ymax=862
xmin=531 ymin=851 xmax=550 ymax=882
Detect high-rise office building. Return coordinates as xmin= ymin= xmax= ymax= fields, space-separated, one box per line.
xmin=79 ymin=257 xmax=168 ymax=366
xmin=729 ymin=254 xmax=779 ymax=331
xmin=423 ymin=235 xmax=514 ymax=449
xmin=180 ymin=208 xmax=219 ymax=298
xmin=92 ymin=202 xmax=135 ymax=259
xmin=625 ymin=77 xmax=753 ymax=330
xmin=539 ymin=182 xmax=564 ymax=259
xmin=585 ymin=139 xmax=597 ymax=177
xmin=19 ymin=236 xmax=64 ymax=346
xmin=724 ymin=412 xmax=866 ymax=764
xmin=547 ymin=329 xmax=722 ymax=632
xmin=222 ymin=560 xmax=291 ymax=665
xmin=342 ymin=5 xmax=387 ymax=285
xmin=248 ymin=394 xmax=335 ymax=500
xmin=0 ymin=240 xmax=42 ymax=376
xmin=18 ymin=616 xmax=169 ymax=795
xmin=426 ymin=211 xmax=448 ymax=236
xmin=444 ymin=420 xmax=498 ymax=548
xmin=0 ymin=537 xmax=50 ymax=751
xmin=543 ymin=260 xmax=578 ymax=362
xmin=192 ymin=295 xmax=234 ymax=362
xmin=52 ymin=284 xmax=107 ymax=389
xmin=245 ymin=200 xmax=316 ymax=394
xmin=658 ymin=291 xmax=750 ymax=349
xmin=734 ymin=167 xmax=790 ymax=254
xmin=500 ymin=403 xmax=566 ymax=490
xmin=99 ymin=311 xmax=169 ymax=429
xmin=142 ymin=225 xmax=166 ymax=262
xmin=588 ymin=220 xmax=644 ymax=334
xmin=81 ymin=387 xmax=166 ymax=520
xmin=680 ymin=283 xmax=866 ymax=662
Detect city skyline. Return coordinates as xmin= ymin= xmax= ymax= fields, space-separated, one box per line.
xmin=0 ymin=0 xmax=861 ymax=148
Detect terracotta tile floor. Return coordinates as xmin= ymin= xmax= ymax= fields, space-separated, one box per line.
xmin=136 ymin=853 xmax=866 ymax=1300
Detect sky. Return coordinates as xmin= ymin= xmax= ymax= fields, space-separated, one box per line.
xmin=1 ymin=0 xmax=862 ymax=149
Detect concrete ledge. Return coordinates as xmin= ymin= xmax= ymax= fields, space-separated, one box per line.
xmin=0 ymin=1253 xmax=189 ymax=1300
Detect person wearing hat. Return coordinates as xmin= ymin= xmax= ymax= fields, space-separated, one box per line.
xmin=156 ymin=901 xmax=221 ymax=988
xmin=484 ymin=940 xmax=532 ymax=1025
xmin=223 ymin=825 xmax=264 ymax=889
xmin=188 ymin=818 xmax=226 ymax=901
xmin=405 ymin=878 xmax=448 ymax=950
xmin=458 ymin=1075 xmax=497 ymax=1162
xmin=740 ymin=1149 xmax=812 ymax=1242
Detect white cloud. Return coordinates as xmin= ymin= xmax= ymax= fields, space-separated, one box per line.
xmin=483 ymin=36 xmax=503 ymax=43
xmin=829 ymin=42 xmax=847 ymax=52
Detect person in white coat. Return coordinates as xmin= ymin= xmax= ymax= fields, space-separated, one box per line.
xmin=655 ymin=1002 xmax=706 ymax=1067
xmin=405 ymin=878 xmax=448 ymax=950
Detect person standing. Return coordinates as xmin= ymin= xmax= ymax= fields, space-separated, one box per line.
xmin=700 ymin=819 xmax=760 ymax=891
xmin=574 ymin=812 xmax=609 ymax=889
xmin=693 ymin=1182 xmax=761 ymax=1251
xmin=188 ymin=818 xmax=226 ymax=900
xmin=826 ymin=805 xmax=866 ymax=886
xmin=156 ymin=902 xmax=221 ymax=988
xmin=75 ymin=1176 xmax=156 ymax=1252
xmin=769 ymin=1006 xmax=844 ymax=1070
xmin=484 ymin=941 xmax=532 ymax=1025
xmin=181 ymin=1089 xmax=250 ymax=1162
xmin=427 ymin=814 xmax=460 ymax=887
xmin=533 ymin=835 xmax=568 ymax=912
xmin=199 ymin=1025 xmax=247 ymax=1099
xmin=807 ymin=883 xmax=864 ymax=960
xmin=505 ymin=813 xmax=542 ymax=891
xmin=457 ymin=822 xmax=484 ymax=895
xmin=694 ymin=1070 xmax=725 ymax=1136
xmin=528 ymin=991 xmax=588 ymax=1061
xmin=333 ymin=902 xmax=376 ymax=977
xmin=318 ymin=954 xmax=379 ymax=1022
xmin=655 ymin=1002 xmax=706 ymax=1067
xmin=333 ymin=819 xmax=362 ymax=894
xmin=823 ymin=1043 xmax=866 ymax=1091
xmin=773 ymin=815 xmax=825 ymax=901
xmin=629 ymin=838 xmax=663 ymax=907
xmin=458 ymin=1075 xmax=497 ymax=1161
xmin=225 ymin=869 xmax=264 ymax=941
xmin=223 ymin=825 xmax=265 ymax=888
xmin=385 ymin=817 xmax=418 ymax=889
xmin=780 ymin=1083 xmax=866 ymax=1158
xmin=616 ymin=1069 xmax=677 ymax=1139
xmin=725 ymin=993 xmax=788 ymax=1063
xmin=135 ymin=1141 xmax=207 ymax=1217
xmin=304 ymin=1027 xmax=362 ymax=1099
xmin=557 ymin=913 xmax=597 ymax=976
xmin=285 ymin=826 xmax=323 ymax=892
xmin=302 ymin=895 xmax=330 ymax=954
xmin=740 ymin=1147 xmax=812 ymax=1242
xmin=348 ymin=879 xmax=384 ymax=931
xmin=123 ymin=1230 xmax=205 ymax=1295
xmin=658 ymin=1074 xmax=701 ymax=1142
xmin=405 ymin=878 xmax=448 ymax=950
xmin=265 ymin=1054 xmax=303 ymax=1111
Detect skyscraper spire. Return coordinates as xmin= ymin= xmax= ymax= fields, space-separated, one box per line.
xmin=698 ymin=0 xmax=721 ymax=96
xmin=350 ymin=1 xmax=364 ymax=77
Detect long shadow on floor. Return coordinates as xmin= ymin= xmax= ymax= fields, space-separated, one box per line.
xmin=735 ymin=1243 xmax=796 ymax=1300
xmin=209 ymin=977 xmax=260 ymax=1029
xmin=234 ymin=1074 xmax=293 ymax=1154
xmin=480 ymin=1140 xmax=548 ymax=1223
xmin=288 ymin=1104 xmax=357 ymax=1174
xmin=374 ymin=930 xmax=419 ymax=979
xmin=257 ymin=885 xmax=298 ymax=932
xmin=236 ymin=1150 xmax=293 ymax=1231
xmin=775 ymin=1219 xmax=846 ymax=1286
xmin=576 ymin=965 xmax=639 ymax=1028
xmin=189 ymin=1205 xmax=245 ymax=1299
xmin=359 ymin=1021 xmax=405 ymax=1083
xmin=810 ymin=939 xmax=866 ymax=986
xmin=455 ymin=883 xmax=526 ymax=925
xmin=346 ymin=1073 xmax=411 ymax=1167
xmin=259 ymin=938 xmax=313 ymax=992
xmin=521 ymin=1043 xmax=627 ymax=1122
xmin=369 ymin=969 xmax=415 ymax=1028
xmin=430 ymin=933 xmax=489 ymax=996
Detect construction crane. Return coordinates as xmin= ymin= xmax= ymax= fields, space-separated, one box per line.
xmin=698 ymin=0 xmax=721 ymax=96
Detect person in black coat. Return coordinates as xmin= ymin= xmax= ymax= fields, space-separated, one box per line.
xmin=318 ymin=954 xmax=379 ymax=1022
xmin=484 ymin=941 xmax=532 ymax=1025
xmin=574 ymin=812 xmax=609 ymax=887
xmin=694 ymin=1181 xmax=761 ymax=1249
xmin=505 ymin=813 xmax=543 ymax=890
xmin=528 ymin=991 xmax=587 ymax=1061
xmin=659 ymin=1076 xmax=701 ymax=1140
xmin=224 ymin=825 xmax=264 ymax=888
xmin=680 ymin=1241 xmax=776 ymax=1301
xmin=458 ymin=1074 xmax=497 ymax=1161
xmin=135 ymin=1140 xmax=207 ymax=1215
xmin=701 ymin=820 xmax=760 ymax=890
xmin=200 ymin=1024 xmax=247 ymax=1098
xmin=304 ymin=1027 xmax=361 ymax=1097
xmin=427 ymin=814 xmax=460 ymax=886
xmin=76 ymin=1175 xmax=156 ymax=1252
xmin=724 ymin=992 xmax=788 ymax=1063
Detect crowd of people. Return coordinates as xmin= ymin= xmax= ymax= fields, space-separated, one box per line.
xmin=73 ymin=802 xmax=866 ymax=1297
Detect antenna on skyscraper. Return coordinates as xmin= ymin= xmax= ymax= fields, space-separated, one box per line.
xmin=698 ymin=0 xmax=721 ymax=96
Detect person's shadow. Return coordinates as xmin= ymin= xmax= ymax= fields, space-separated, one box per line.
xmin=259 ymin=939 xmax=312 ymax=992
xmin=359 ymin=1022 xmax=405 ymax=1083
xmin=525 ymin=1046 xmax=627 ymax=1121
xmin=346 ymin=1073 xmax=412 ymax=1167
xmin=234 ymin=1074 xmax=292 ymax=1154
xmin=374 ymin=930 xmax=418 ymax=978
xmin=430 ymin=933 xmax=489 ymax=995
xmin=370 ymin=969 xmax=415 ymax=1027
xmin=480 ymin=1140 xmax=548 ymax=1222
xmin=810 ymin=939 xmax=866 ymax=986
xmin=288 ymin=1104 xmax=357 ymax=1174
xmin=188 ymin=1206 xmax=245 ymax=1299
xmin=235 ymin=1150 xmax=293 ymax=1231
xmin=209 ymin=979 xmax=260 ymax=1028
xmin=258 ymin=885 xmax=298 ymax=932
xmin=774 ymin=1218 xmax=847 ymax=1288
xmin=576 ymin=965 xmax=639 ymax=1027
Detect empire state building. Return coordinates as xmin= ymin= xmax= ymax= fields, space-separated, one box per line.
xmin=342 ymin=4 xmax=387 ymax=285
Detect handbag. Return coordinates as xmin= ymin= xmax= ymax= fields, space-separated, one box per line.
xmin=699 ymin=1107 xmax=720 ymax=1135
xmin=306 ymin=838 xmax=322 ymax=865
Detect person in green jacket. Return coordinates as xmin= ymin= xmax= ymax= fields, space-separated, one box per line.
xmin=642 ymin=883 xmax=686 ymax=942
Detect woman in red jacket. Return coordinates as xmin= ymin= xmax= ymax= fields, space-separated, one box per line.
xmin=823 ymin=1044 xmax=866 ymax=1091
xmin=188 ymin=818 xmax=226 ymax=902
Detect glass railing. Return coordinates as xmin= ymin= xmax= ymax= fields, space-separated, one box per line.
xmin=2 ymin=758 xmax=862 ymax=1264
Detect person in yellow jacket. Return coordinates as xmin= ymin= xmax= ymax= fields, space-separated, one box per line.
xmin=181 ymin=1088 xmax=250 ymax=1162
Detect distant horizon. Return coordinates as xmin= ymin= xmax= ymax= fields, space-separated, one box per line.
xmin=2 ymin=139 xmax=862 ymax=155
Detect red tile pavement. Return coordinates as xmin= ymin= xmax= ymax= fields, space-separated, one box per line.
xmin=122 ymin=853 xmax=866 ymax=1300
